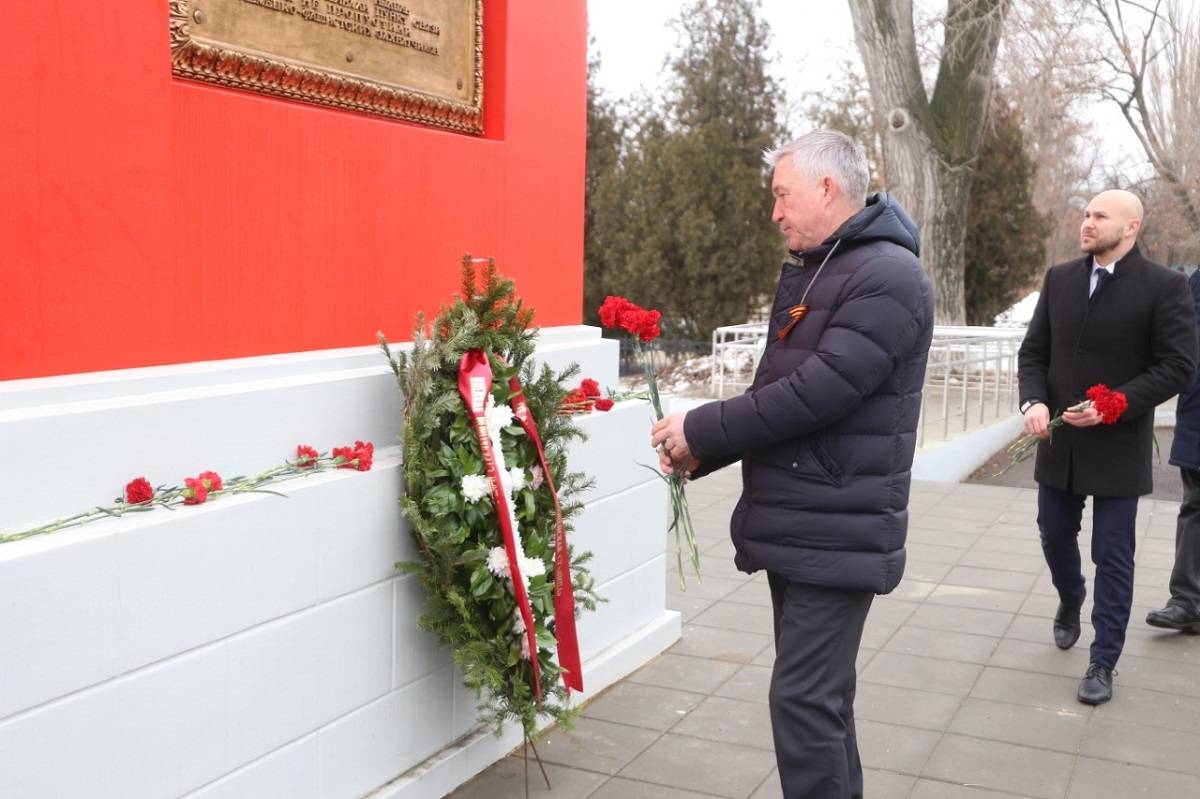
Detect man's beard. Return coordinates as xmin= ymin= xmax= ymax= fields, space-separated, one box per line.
xmin=1081 ymin=229 xmax=1123 ymax=258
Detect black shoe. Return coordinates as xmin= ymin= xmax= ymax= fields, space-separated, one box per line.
xmin=1145 ymin=604 xmax=1200 ymax=634
xmin=1077 ymin=663 xmax=1114 ymax=705
xmin=1053 ymin=602 xmax=1082 ymax=649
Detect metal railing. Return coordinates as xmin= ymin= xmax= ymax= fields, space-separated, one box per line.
xmin=707 ymin=322 xmax=1025 ymax=445
xmin=917 ymin=327 xmax=1025 ymax=448
xmin=710 ymin=322 xmax=768 ymax=397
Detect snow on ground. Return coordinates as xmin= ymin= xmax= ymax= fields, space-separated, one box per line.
xmin=994 ymin=291 xmax=1038 ymax=327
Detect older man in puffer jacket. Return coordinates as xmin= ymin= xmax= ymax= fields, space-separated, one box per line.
xmin=652 ymin=129 xmax=934 ymax=799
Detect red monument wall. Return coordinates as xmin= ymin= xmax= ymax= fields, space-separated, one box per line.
xmin=0 ymin=1 xmax=585 ymax=380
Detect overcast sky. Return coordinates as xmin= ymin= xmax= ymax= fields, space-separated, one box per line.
xmin=586 ymin=0 xmax=854 ymax=125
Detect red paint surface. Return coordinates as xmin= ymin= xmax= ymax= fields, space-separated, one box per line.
xmin=0 ymin=1 xmax=585 ymax=380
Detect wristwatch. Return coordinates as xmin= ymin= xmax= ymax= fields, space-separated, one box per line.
xmin=1019 ymin=399 xmax=1042 ymax=414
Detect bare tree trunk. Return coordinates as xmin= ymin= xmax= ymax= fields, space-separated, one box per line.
xmin=848 ymin=0 xmax=1009 ymax=324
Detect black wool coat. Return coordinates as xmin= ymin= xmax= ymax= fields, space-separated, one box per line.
xmin=1018 ymin=246 xmax=1197 ymax=496
xmin=1170 ymin=269 xmax=1200 ymax=471
xmin=684 ymin=194 xmax=934 ymax=594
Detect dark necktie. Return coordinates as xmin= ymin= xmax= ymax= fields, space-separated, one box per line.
xmin=1091 ymin=268 xmax=1110 ymax=299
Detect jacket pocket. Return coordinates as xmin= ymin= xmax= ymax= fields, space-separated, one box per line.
xmin=809 ymin=439 xmax=844 ymax=485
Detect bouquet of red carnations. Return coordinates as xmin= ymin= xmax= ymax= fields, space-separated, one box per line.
xmin=994 ymin=384 xmax=1128 ymax=476
xmin=598 ymin=295 xmax=701 ymax=588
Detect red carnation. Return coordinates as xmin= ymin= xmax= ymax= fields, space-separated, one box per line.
xmin=598 ymin=296 xmax=634 ymax=329
xmin=629 ymin=308 xmax=662 ymax=342
xmin=564 ymin=388 xmax=589 ymax=406
xmin=296 ymin=444 xmax=319 ymax=468
xmin=1086 ymin=384 xmax=1129 ymax=424
xmin=580 ymin=378 xmax=601 ymax=398
xmin=335 ymin=440 xmax=374 ymax=471
xmin=352 ymin=440 xmax=374 ymax=471
xmin=183 ymin=477 xmax=209 ymax=505
xmin=124 ymin=477 xmax=154 ymax=505
xmin=594 ymin=397 xmax=614 ymax=411
xmin=198 ymin=470 xmax=223 ymax=492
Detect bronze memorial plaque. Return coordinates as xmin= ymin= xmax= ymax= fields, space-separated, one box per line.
xmin=169 ymin=0 xmax=483 ymax=133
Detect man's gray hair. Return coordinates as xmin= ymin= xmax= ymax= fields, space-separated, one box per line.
xmin=764 ymin=130 xmax=869 ymax=206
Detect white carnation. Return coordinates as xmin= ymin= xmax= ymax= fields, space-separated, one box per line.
xmin=486 ymin=546 xmax=510 ymax=579
xmin=486 ymin=398 xmax=515 ymax=436
xmin=519 ymin=631 xmax=531 ymax=660
xmin=461 ymin=474 xmax=492 ymax=503
xmin=512 ymin=607 xmax=526 ymax=635
xmin=509 ymin=467 xmax=527 ymax=491
xmin=520 ymin=554 xmax=546 ymax=580
xmin=530 ymin=465 xmax=544 ymax=490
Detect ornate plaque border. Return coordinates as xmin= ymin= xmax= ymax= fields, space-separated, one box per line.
xmin=168 ymin=1 xmax=484 ymax=134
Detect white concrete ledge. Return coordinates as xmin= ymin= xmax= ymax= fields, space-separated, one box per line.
xmin=0 ymin=328 xmax=673 ymax=799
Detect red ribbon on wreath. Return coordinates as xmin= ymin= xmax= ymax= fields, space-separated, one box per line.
xmin=457 ymin=349 xmax=584 ymax=699
xmin=509 ymin=375 xmax=583 ymax=693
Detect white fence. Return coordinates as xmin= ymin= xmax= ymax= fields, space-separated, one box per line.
xmin=710 ymin=323 xmax=1025 ymax=447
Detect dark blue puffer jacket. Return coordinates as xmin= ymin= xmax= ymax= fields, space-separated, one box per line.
xmin=684 ymin=193 xmax=934 ymax=593
xmin=1170 ymin=269 xmax=1200 ymax=470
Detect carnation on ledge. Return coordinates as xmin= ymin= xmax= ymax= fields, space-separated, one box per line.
xmin=993 ymin=383 xmax=1129 ymax=476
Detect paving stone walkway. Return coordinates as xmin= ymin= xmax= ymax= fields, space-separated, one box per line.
xmin=450 ymin=467 xmax=1200 ymax=799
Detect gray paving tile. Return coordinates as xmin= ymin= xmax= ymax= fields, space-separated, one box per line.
xmin=854 ymin=681 xmax=964 ymax=730
xmin=665 ymin=574 xmax=745 ymax=601
xmin=713 ymin=664 xmax=771 ymax=704
xmin=889 ymin=579 xmax=938 ymax=601
xmin=912 ymin=513 xmax=996 ymax=534
xmin=863 ymin=769 xmax=918 ymax=799
xmin=1114 ymin=651 xmax=1200 ymax=698
xmin=907 ymin=527 xmax=983 ymax=549
xmin=905 ymin=541 xmax=969 ymax=564
xmin=948 ymin=696 xmax=1088 ymax=753
xmin=922 ymin=733 xmax=1074 ymax=799
xmin=752 ymin=645 xmax=775 ymax=667
xmin=665 ymin=591 xmax=715 ymax=623
xmin=970 ymin=534 xmax=1044 ymax=555
xmin=724 ymin=581 xmax=773 ymax=607
xmin=943 ymin=565 xmax=1038 ymax=593
xmin=448 ymin=758 xmax=606 ymax=799
xmin=587 ymin=777 xmax=724 ymax=799
xmin=987 ymin=637 xmax=1092 ymax=679
xmin=582 ymin=682 xmax=704 ymax=732
xmin=669 ymin=623 xmax=772 ymax=664
xmin=691 ymin=600 xmax=774 ymax=636
xmin=903 ymin=559 xmax=954 ymax=583
xmin=747 ymin=770 xmax=782 ymax=799
xmin=671 ymin=695 xmax=774 ymax=750
xmin=870 ymin=597 xmax=922 ymax=627
xmin=857 ymin=719 xmax=941 ymax=774
xmin=1081 ymin=716 xmax=1200 ymax=776
xmin=970 ymin=666 xmax=1087 ymax=711
xmin=957 ymin=549 xmax=1046 ymax=573
xmin=907 ymin=603 xmax=1015 ymax=637
xmin=533 ymin=717 xmax=659 ymax=775
xmin=618 ymin=733 xmax=777 ymax=799
xmin=909 ymin=778 xmax=1026 ymax=798
xmin=1066 ymin=756 xmax=1200 ymax=798
xmin=884 ymin=625 xmax=999 ymax=665
xmin=627 ymin=653 xmax=742 ymax=695
xmin=921 ymin=578 xmax=1027 ymax=609
xmin=1003 ymin=612 xmax=1093 ymax=648
xmin=1096 ymin=682 xmax=1200 ymax=734
xmin=861 ymin=651 xmax=983 ymax=696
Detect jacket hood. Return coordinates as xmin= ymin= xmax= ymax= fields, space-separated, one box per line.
xmin=790 ymin=193 xmax=920 ymax=263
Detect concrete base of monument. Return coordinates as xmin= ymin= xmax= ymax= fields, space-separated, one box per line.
xmin=364 ymin=609 xmax=682 ymax=799
xmin=0 ymin=326 xmax=678 ymax=799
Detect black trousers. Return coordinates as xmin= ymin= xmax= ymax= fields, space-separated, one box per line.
xmin=1169 ymin=468 xmax=1200 ymax=614
xmin=1037 ymin=483 xmax=1139 ymax=669
xmin=767 ymin=572 xmax=873 ymax=799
